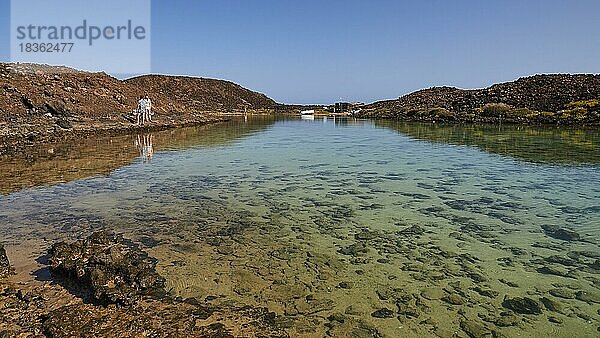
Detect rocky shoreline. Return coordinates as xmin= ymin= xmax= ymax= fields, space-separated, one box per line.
xmin=0 ymin=232 xmax=288 ymax=337
xmin=0 ymin=112 xmax=227 ymax=157
xmin=357 ymin=74 xmax=600 ymax=126
xmin=0 ymin=62 xmax=287 ymax=156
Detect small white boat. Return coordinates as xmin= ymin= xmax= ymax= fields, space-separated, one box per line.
xmin=300 ymin=109 xmax=315 ymax=115
xmin=301 ymin=114 xmax=315 ymax=120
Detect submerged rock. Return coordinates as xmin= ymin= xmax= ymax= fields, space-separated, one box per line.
xmin=48 ymin=231 xmax=166 ymax=305
xmin=442 ymin=294 xmax=465 ymax=305
xmin=502 ymin=296 xmax=542 ymax=315
xmin=396 ymin=302 xmax=421 ymax=319
xmin=576 ymin=290 xmax=600 ymax=304
xmin=0 ymin=245 xmax=15 ymax=278
xmin=376 ymin=286 xmax=396 ymax=300
xmin=420 ymin=287 xmax=444 ymax=300
xmin=338 ymin=242 xmax=369 ymax=257
xmin=539 ymin=297 xmax=563 ymax=313
xmin=398 ymin=225 xmax=425 ymax=236
xmin=544 ymin=255 xmax=577 ymax=267
xmin=460 ymin=320 xmax=492 ymax=338
xmin=537 ymin=265 xmax=571 ymax=278
xmin=549 ymin=288 xmax=576 ymax=299
xmin=472 ymin=287 xmax=499 ymax=299
xmin=371 ymin=308 xmax=395 ymax=318
xmin=494 ymin=313 xmax=520 ymax=327
xmin=548 ymin=316 xmax=563 ymax=324
xmin=337 ymin=281 xmax=353 ymax=289
xmin=541 ymin=225 xmax=581 ymax=241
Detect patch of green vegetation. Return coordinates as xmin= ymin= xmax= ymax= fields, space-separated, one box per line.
xmin=539 ymin=111 xmax=556 ymax=117
xmin=557 ymin=107 xmax=587 ymax=120
xmin=478 ymin=103 xmax=512 ymax=117
xmin=505 ymin=107 xmax=536 ymax=118
xmin=474 ymin=105 xmax=553 ymax=120
xmin=519 ymin=110 xmax=556 ymax=119
xmin=565 ymin=99 xmax=599 ymax=109
xmin=429 ymin=107 xmax=455 ymax=118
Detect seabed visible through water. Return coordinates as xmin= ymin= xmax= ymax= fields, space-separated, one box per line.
xmin=1 ymin=117 xmax=599 ymax=337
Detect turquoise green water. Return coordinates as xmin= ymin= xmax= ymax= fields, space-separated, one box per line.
xmin=1 ymin=117 xmax=599 ymax=337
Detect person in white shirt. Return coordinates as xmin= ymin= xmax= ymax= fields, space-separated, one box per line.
xmin=136 ymin=96 xmax=146 ymax=125
xmin=144 ymin=95 xmax=153 ymax=122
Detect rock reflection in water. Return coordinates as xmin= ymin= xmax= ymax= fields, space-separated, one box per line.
xmin=376 ymin=120 xmax=600 ymax=165
xmin=0 ymin=116 xmax=278 ymax=194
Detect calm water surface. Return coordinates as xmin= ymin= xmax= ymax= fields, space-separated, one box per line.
xmin=1 ymin=117 xmax=599 ymax=337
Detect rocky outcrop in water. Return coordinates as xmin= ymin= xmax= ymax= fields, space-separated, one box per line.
xmin=359 ymin=74 xmax=600 ymax=125
xmin=0 ymin=245 xmax=14 ymax=278
xmin=49 ymin=231 xmax=166 ymax=305
xmin=0 ymin=232 xmax=288 ymax=337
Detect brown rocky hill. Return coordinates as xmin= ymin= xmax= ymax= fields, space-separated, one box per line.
xmin=0 ymin=63 xmax=277 ymax=117
xmin=125 ymin=75 xmax=276 ymax=113
xmin=359 ymin=74 xmax=600 ymax=124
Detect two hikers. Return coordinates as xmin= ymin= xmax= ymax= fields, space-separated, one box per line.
xmin=132 ymin=96 xmax=153 ymax=125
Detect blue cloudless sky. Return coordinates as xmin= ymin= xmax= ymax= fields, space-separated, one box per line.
xmin=1 ymin=0 xmax=599 ymax=104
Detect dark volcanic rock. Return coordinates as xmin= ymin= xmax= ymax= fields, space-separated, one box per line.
xmin=48 ymin=231 xmax=166 ymax=305
xmin=371 ymin=308 xmax=395 ymax=318
xmin=502 ymin=296 xmax=542 ymax=315
xmin=541 ymin=225 xmax=581 ymax=241
xmin=55 ymin=119 xmax=72 ymax=129
xmin=398 ymin=225 xmax=425 ymax=236
xmin=41 ymin=301 xmax=285 ymax=338
xmin=0 ymin=245 xmax=15 ymax=278
xmin=21 ymin=95 xmax=34 ymax=110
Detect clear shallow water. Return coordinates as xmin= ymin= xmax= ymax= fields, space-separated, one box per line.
xmin=1 ymin=117 xmax=599 ymax=337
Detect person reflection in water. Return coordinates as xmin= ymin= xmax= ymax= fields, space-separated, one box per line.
xmin=135 ymin=134 xmax=154 ymax=163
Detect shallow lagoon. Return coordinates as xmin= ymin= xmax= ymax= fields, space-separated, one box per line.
xmin=1 ymin=117 xmax=599 ymax=337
